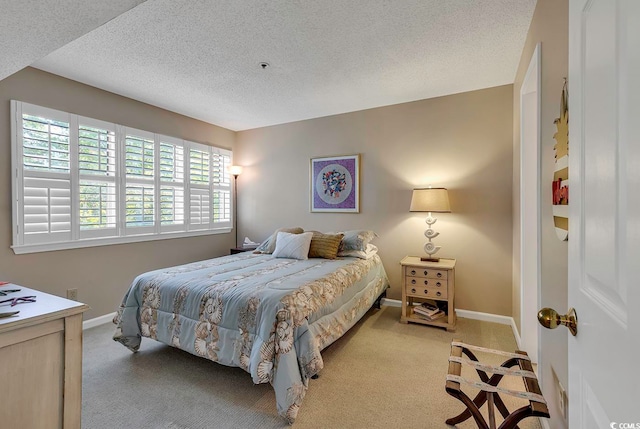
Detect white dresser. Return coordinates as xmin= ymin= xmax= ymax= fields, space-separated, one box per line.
xmin=0 ymin=285 xmax=89 ymax=428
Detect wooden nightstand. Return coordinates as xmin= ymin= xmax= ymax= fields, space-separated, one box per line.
xmin=230 ymin=246 xmax=257 ymax=254
xmin=400 ymin=256 xmax=456 ymax=331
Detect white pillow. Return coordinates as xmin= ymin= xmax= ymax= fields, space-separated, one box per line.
xmin=272 ymin=232 xmax=314 ymax=260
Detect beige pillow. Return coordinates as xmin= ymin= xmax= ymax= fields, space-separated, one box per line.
xmin=254 ymin=227 xmax=304 ymax=254
xmin=308 ymin=232 xmax=344 ymax=259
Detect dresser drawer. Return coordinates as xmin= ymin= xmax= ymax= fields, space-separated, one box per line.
xmin=405 ymin=279 xmax=448 ymax=299
xmin=405 ymin=267 xmax=448 ymax=280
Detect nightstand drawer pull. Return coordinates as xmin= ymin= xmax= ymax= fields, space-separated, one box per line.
xmin=424 ymin=280 xmax=429 ymax=285
xmin=437 ymin=272 xmax=443 ymax=278
xmin=436 ymin=291 xmax=442 ymax=297
xmin=411 ymin=288 xmax=416 ymax=293
xmin=424 ymin=289 xmax=428 ymax=294
xmin=411 ymin=279 xmax=416 ymax=285
xmin=424 ymin=270 xmax=428 ymax=276
xmin=411 ymin=269 xmax=416 ymax=275
xmin=436 ymin=282 xmax=442 ymax=287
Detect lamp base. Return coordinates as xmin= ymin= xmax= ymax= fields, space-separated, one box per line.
xmin=420 ymin=256 xmax=440 ymax=262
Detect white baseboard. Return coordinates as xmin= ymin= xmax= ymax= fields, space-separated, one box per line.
xmin=454 ymin=308 xmax=512 ymax=325
xmin=83 ymin=311 xmax=117 ymax=330
xmin=381 ymin=299 xmax=521 ymax=347
xmin=380 ymin=298 xmax=401 ymax=307
xmin=87 ymin=302 xmax=524 ymax=341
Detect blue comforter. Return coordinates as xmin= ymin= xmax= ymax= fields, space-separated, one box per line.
xmin=113 ymin=252 xmax=389 ymax=423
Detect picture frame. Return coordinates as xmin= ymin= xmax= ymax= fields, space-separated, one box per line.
xmin=310 ymin=154 xmax=360 ymax=213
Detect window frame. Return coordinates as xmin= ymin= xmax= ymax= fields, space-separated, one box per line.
xmin=11 ymin=101 xmax=233 ymax=255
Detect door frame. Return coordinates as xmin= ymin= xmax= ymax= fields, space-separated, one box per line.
xmin=519 ymin=43 xmax=541 ymax=366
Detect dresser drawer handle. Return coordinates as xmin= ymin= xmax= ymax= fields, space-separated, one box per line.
xmin=423 ymin=270 xmax=428 ymax=276
xmin=424 ymin=289 xmax=428 ymax=294
xmin=410 ymin=269 xmax=416 ymax=275
xmin=411 ymin=288 xmax=416 ymax=293
xmin=436 ymin=291 xmax=442 ymax=297
xmin=411 ymin=279 xmax=416 ymax=285
xmin=437 ymin=272 xmax=442 ymax=278
xmin=423 ymin=280 xmax=428 ymax=285
xmin=436 ymin=282 xmax=442 ymax=287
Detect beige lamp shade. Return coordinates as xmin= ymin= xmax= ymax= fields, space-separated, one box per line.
xmin=409 ymin=188 xmax=451 ymax=213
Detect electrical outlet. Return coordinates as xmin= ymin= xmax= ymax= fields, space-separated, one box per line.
xmin=67 ymin=288 xmax=78 ymax=301
xmin=557 ymin=380 xmax=567 ymax=418
xmin=552 ymin=367 xmax=568 ymax=419
xmin=562 ymin=388 xmax=568 ymax=420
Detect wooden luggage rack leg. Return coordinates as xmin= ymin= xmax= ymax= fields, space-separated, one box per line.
xmin=445 ymin=340 xmax=550 ymax=429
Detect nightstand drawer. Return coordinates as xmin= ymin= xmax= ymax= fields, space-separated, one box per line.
xmin=405 ymin=281 xmax=448 ymax=299
xmin=405 ymin=276 xmax=446 ymax=289
xmin=405 ymin=267 xmax=448 ymax=280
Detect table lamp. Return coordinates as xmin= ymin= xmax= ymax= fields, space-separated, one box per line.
xmin=409 ymin=187 xmax=451 ymax=262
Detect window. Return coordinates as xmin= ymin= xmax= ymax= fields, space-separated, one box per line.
xmin=11 ymin=101 xmax=233 ymax=254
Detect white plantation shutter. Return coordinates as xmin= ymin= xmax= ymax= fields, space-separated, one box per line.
xmin=15 ymin=103 xmax=72 ymax=245
xmin=11 ymin=101 xmax=233 ymax=254
xmin=77 ymin=117 xmax=117 ymax=239
xmin=124 ymin=128 xmax=155 ymax=234
xmin=79 ymin=181 xmax=116 ymax=233
xmin=22 ymin=112 xmax=70 ymax=173
xmin=212 ymin=149 xmax=232 ymax=228
xmin=22 ymin=176 xmax=72 ymax=244
xmin=189 ymin=187 xmax=210 ymax=227
xmin=188 ymin=143 xmax=211 ymax=230
xmin=159 ymin=136 xmax=185 ymax=232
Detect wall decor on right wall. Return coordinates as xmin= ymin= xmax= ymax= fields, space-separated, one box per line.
xmin=552 ymin=78 xmax=569 ymax=241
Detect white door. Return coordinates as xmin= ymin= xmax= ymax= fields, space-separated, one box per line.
xmin=568 ymin=0 xmax=640 ymax=427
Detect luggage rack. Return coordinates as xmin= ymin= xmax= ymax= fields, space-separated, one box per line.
xmin=445 ymin=340 xmax=550 ymax=429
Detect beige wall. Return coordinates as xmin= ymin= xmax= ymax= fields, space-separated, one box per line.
xmin=512 ymin=1 xmax=569 ymax=428
xmin=0 ymin=67 xmax=236 ymax=320
xmin=236 ymin=85 xmax=514 ymax=316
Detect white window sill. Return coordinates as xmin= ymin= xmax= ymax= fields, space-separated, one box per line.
xmin=11 ymin=228 xmax=232 ymax=255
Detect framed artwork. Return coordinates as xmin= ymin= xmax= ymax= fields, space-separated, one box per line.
xmin=310 ymin=154 xmax=360 ymax=213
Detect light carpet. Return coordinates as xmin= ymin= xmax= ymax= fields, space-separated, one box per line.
xmin=82 ymin=306 xmax=544 ymax=429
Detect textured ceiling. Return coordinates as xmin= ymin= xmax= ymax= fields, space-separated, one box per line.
xmin=0 ymin=0 xmax=146 ymax=81
xmin=33 ymin=0 xmax=536 ymax=131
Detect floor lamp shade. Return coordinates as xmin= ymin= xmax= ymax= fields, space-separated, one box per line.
xmin=230 ymin=165 xmax=243 ymax=176
xmin=410 ymin=188 xmax=450 ymax=262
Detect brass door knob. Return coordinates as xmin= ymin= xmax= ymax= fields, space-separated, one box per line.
xmin=537 ymin=307 xmax=578 ymax=336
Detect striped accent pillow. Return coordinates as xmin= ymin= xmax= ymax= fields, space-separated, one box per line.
xmin=308 ymin=232 xmax=344 ymax=259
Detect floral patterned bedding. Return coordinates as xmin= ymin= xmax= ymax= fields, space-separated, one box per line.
xmin=113 ymin=252 xmax=389 ymax=423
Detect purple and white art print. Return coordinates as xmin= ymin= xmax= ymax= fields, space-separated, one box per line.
xmin=310 ymin=154 xmax=360 ymax=213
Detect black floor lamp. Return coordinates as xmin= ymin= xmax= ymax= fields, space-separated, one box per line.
xmin=230 ymin=165 xmax=243 ymax=247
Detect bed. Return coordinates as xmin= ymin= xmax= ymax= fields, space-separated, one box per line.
xmin=113 ymin=246 xmax=389 ymax=424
